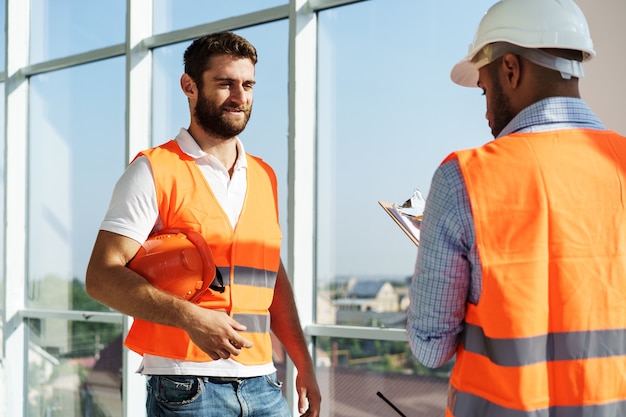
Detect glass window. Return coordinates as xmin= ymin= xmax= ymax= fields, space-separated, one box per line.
xmin=0 ymin=0 xmax=5 ymax=72
xmin=30 ymin=0 xmax=125 ymax=64
xmin=27 ymin=318 xmax=123 ymax=417
xmin=152 ymin=21 xmax=290 ymax=260
xmin=0 ymin=82 xmax=4 ymax=358
xmin=316 ymin=337 xmax=452 ymax=416
xmin=316 ymin=0 xmax=494 ymax=414
xmin=28 ymin=58 xmax=126 ymax=310
xmin=316 ymin=0 xmax=492 ymax=324
xmin=153 ymin=0 xmax=287 ymax=35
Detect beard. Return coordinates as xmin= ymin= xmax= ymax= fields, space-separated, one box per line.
xmin=194 ymin=91 xmax=252 ymax=139
xmin=488 ymin=70 xmax=516 ymax=138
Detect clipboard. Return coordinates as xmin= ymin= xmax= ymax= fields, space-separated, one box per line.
xmin=379 ymin=200 xmax=421 ymax=246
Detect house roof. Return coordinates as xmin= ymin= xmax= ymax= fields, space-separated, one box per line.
xmin=348 ymin=281 xmax=386 ymax=298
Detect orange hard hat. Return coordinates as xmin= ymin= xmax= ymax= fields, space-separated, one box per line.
xmin=127 ymin=229 xmax=223 ymax=303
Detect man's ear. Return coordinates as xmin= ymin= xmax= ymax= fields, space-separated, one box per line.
xmin=500 ymin=53 xmax=522 ymax=89
xmin=180 ymin=73 xmax=197 ymax=98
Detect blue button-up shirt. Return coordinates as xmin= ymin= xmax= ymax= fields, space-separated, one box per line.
xmin=406 ymin=97 xmax=607 ymax=368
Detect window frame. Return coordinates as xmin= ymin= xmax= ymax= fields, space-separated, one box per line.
xmin=3 ymin=1 xmax=376 ymax=416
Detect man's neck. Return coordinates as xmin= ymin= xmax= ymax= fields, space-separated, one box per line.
xmin=188 ymin=126 xmax=239 ymax=173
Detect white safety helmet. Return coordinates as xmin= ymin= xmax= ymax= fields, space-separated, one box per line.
xmin=451 ymin=0 xmax=595 ymax=87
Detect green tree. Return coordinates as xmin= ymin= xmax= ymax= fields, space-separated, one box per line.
xmin=70 ymin=278 xmax=121 ymax=358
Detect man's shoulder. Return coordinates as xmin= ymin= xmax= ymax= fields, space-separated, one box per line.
xmin=245 ymin=153 xmax=275 ymax=174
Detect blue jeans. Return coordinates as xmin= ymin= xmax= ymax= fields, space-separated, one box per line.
xmin=146 ymin=373 xmax=291 ymax=417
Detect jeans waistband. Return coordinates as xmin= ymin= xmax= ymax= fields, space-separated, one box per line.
xmin=205 ymin=375 xmax=258 ymax=384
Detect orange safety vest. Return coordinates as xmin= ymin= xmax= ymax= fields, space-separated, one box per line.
xmin=445 ymin=129 xmax=626 ymax=416
xmin=124 ymin=140 xmax=282 ymax=365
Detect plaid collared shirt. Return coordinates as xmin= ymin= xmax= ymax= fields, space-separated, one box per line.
xmin=406 ymin=97 xmax=607 ymax=368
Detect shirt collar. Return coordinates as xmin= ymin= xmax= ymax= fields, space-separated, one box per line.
xmin=497 ymin=97 xmax=606 ymax=138
xmin=175 ymin=128 xmax=248 ymax=170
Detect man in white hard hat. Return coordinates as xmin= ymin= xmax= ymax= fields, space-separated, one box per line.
xmin=406 ymin=0 xmax=626 ymax=415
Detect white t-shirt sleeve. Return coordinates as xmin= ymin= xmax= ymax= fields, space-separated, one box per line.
xmin=100 ymin=156 xmax=160 ymax=244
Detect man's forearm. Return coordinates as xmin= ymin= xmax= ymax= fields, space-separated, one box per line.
xmin=269 ymin=263 xmax=314 ymax=371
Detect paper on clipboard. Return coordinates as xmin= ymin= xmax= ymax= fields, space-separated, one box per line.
xmin=379 ymin=189 xmax=425 ymax=246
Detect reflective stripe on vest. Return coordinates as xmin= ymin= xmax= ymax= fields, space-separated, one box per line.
xmin=463 ymin=323 xmax=626 ymax=366
xmin=231 ymin=265 xmax=277 ymax=288
xmin=208 ymin=266 xmax=278 ymax=290
xmin=233 ymin=313 xmax=271 ymax=334
xmin=124 ymin=140 xmax=282 ymax=365
xmin=449 ymin=385 xmax=626 ymax=417
xmin=447 ymin=129 xmax=626 ymax=416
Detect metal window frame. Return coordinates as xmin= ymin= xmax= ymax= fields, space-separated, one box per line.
xmin=2 ymin=1 xmax=387 ymax=416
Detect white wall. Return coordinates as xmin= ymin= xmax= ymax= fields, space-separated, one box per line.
xmin=577 ymin=0 xmax=626 ymax=135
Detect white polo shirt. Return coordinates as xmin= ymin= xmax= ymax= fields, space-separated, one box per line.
xmin=100 ymin=128 xmax=276 ymax=377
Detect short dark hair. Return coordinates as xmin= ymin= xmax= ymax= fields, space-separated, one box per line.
xmin=183 ymin=31 xmax=258 ymax=88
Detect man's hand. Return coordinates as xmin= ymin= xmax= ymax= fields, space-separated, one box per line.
xmin=269 ymin=261 xmax=321 ymax=416
xmin=86 ymin=230 xmax=254 ymax=361
xmin=296 ymin=369 xmax=321 ymax=417
xmin=183 ymin=307 xmax=254 ymax=360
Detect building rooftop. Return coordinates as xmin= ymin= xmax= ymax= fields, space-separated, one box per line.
xmin=348 ymin=281 xmax=387 ymax=298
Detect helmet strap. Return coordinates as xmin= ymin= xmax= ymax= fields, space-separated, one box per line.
xmin=474 ymin=42 xmax=585 ymax=80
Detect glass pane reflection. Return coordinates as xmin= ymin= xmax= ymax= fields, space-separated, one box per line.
xmin=153 ymin=0 xmax=287 ymax=35
xmin=316 ymin=337 xmax=451 ymax=417
xmin=28 ymin=58 xmax=125 ymax=310
xmin=315 ymin=0 xmax=493 ymax=327
xmin=27 ymin=318 xmax=123 ymax=417
xmin=0 ymin=0 xmax=5 ymax=71
xmin=0 ymin=82 xmax=5 ymax=348
xmin=29 ymin=0 xmax=125 ymax=64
